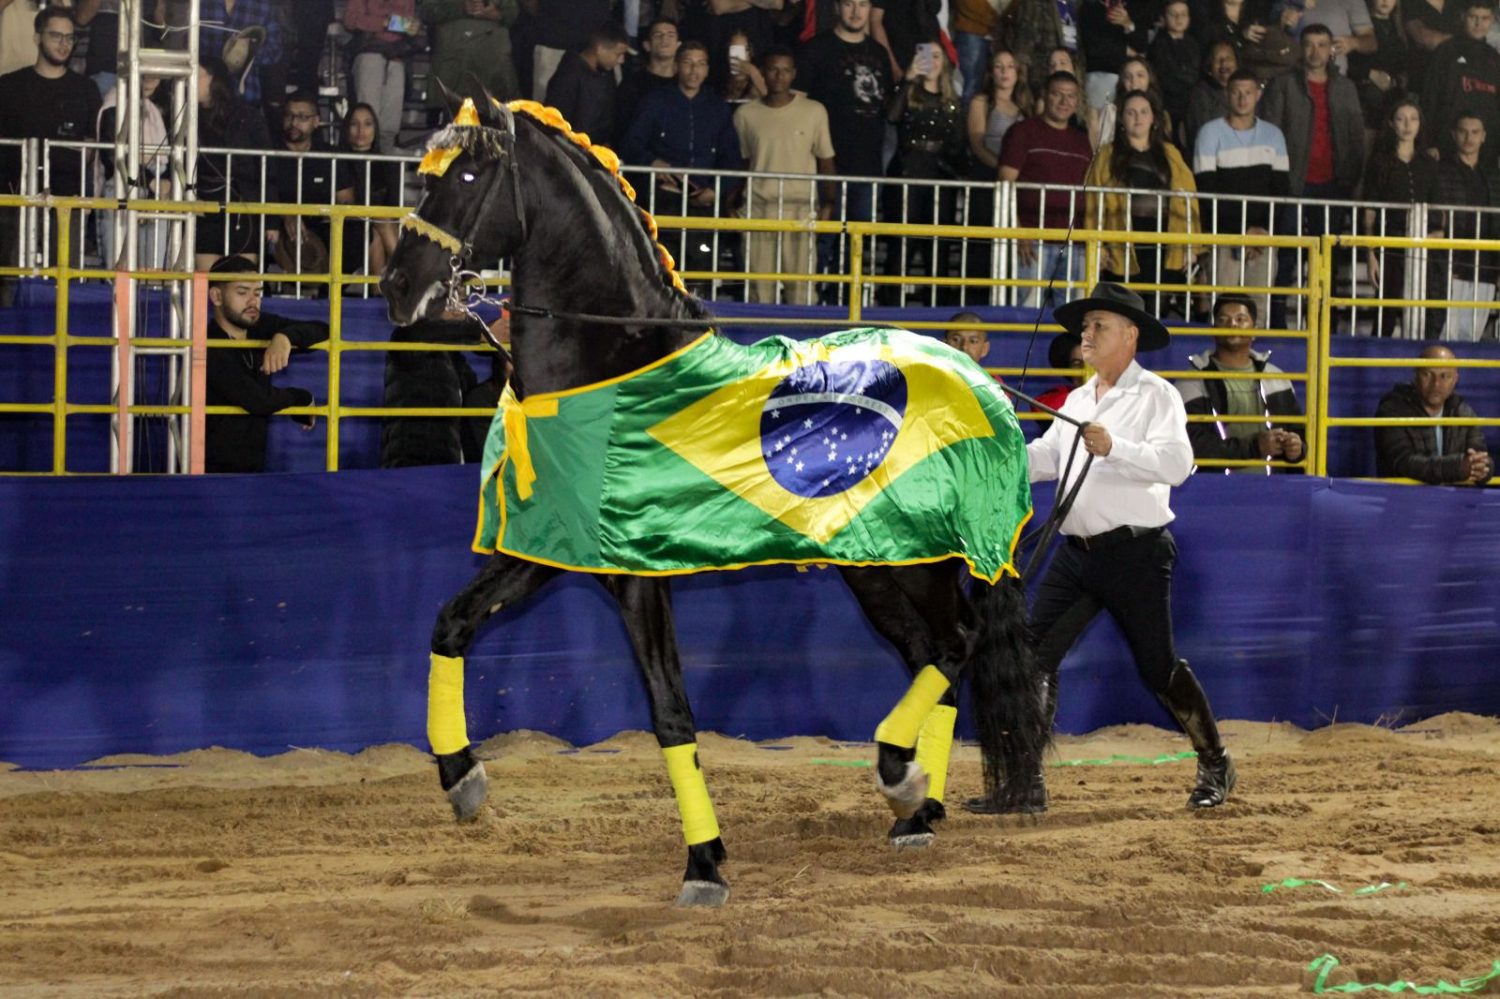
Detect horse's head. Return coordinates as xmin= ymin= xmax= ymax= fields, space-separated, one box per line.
xmin=381 ymin=92 xmax=525 ymax=325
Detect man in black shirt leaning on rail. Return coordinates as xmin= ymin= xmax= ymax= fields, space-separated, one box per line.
xmin=204 ymin=255 xmax=329 ymax=474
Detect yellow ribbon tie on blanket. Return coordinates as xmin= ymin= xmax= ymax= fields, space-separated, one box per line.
xmin=501 ymin=391 xmax=559 ymax=501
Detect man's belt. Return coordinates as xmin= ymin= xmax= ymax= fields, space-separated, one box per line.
xmin=1066 ymin=525 xmax=1163 ymax=552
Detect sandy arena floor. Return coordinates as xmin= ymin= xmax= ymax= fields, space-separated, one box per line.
xmin=3 ymin=716 xmax=1500 ymax=997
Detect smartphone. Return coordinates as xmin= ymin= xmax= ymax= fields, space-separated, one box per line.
xmin=729 ymin=43 xmax=747 ymax=75
xmin=387 ymin=13 xmax=411 ymax=32
xmin=915 ymin=42 xmax=937 ymax=76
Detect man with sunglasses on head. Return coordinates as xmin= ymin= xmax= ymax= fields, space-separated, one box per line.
xmin=0 ymin=8 xmax=100 ymax=274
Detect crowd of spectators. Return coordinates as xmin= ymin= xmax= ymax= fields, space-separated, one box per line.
xmin=0 ymin=1 xmax=1491 ymax=476
xmin=3 ymin=0 xmax=1500 ymax=329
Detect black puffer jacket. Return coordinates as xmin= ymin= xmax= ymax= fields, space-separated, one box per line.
xmin=1374 ymin=382 xmax=1488 ymax=483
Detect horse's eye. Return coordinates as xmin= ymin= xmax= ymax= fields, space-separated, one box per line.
xmin=460 ymin=171 xmax=477 ymax=184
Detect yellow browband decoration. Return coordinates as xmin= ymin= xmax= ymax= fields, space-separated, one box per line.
xmin=454 ymin=97 xmax=482 ymax=127
xmin=400 ymin=212 xmax=463 ymax=255
xmin=419 ymin=144 xmax=463 ymax=178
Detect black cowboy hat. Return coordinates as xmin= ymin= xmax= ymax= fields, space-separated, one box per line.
xmin=1053 ymin=282 xmax=1171 ymax=352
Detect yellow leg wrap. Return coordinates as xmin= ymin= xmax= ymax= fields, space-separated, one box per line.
xmin=427 ymin=654 xmax=470 ymax=756
xmin=914 ymin=704 xmax=958 ymax=804
xmin=874 ymin=665 xmax=951 ymax=749
xmin=662 ymin=743 xmax=721 ymax=846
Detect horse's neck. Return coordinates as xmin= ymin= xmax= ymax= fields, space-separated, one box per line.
xmin=507 ymin=143 xmax=703 ymax=397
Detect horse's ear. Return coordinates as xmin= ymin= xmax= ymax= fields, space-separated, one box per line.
xmin=463 ymin=75 xmax=505 ymax=127
xmin=433 ymin=76 xmax=464 ymax=121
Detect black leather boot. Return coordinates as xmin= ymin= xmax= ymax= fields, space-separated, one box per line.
xmin=963 ymin=670 xmax=1056 ymax=815
xmin=1158 ymin=660 xmax=1236 ymax=809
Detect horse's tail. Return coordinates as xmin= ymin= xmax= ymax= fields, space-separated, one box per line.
xmin=969 ymin=573 xmax=1050 ymax=806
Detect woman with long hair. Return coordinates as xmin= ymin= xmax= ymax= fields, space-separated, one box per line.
xmin=1361 ymin=96 xmax=1436 ymax=336
xmin=884 ymin=40 xmax=967 ymax=300
xmin=339 ymin=102 xmax=402 ymax=278
xmin=193 ymin=58 xmax=271 ymax=270
xmin=720 ymin=30 xmax=768 ymax=105
xmin=1085 ymin=89 xmax=1201 ymax=313
xmin=1089 ymin=56 xmax=1170 ymax=148
xmin=968 ymin=47 xmax=1029 ymax=176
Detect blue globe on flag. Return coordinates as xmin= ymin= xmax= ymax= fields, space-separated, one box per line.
xmin=759 ymin=359 xmax=908 ymax=498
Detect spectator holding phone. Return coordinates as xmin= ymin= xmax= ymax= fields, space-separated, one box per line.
xmin=1080 ymin=0 xmax=1155 ymax=114
xmin=343 ymin=0 xmax=423 ymax=154
xmin=720 ymin=30 xmax=767 ymax=105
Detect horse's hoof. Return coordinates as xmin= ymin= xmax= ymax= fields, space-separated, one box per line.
xmin=446 ymin=761 xmax=489 ymax=823
xmin=890 ymin=831 xmax=936 ymax=850
xmin=675 ymin=879 xmax=730 ymax=907
xmin=876 ymin=760 xmax=929 ymax=819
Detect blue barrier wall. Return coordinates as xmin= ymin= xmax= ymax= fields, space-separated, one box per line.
xmin=1 ymin=466 xmax=1496 ymax=769
xmin=5 ymin=281 xmax=1496 ymax=475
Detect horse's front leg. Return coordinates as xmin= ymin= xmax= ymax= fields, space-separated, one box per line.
xmin=429 ymin=554 xmax=560 ymax=821
xmin=603 ymin=575 xmax=728 ymax=908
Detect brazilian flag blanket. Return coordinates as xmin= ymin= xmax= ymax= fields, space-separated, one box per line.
xmin=474 ymin=327 xmax=1033 ymax=582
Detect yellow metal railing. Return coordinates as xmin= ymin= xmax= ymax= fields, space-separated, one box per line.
xmin=4 ymin=197 xmax=1482 ymax=481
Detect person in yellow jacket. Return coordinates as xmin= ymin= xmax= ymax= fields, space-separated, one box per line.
xmin=1085 ymin=89 xmax=1201 ymax=316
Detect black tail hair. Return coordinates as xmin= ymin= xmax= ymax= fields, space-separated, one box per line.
xmin=969 ymin=574 xmax=1050 ymax=805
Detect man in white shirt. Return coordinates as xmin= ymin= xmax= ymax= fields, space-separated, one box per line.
xmin=970 ymin=283 xmax=1236 ymax=814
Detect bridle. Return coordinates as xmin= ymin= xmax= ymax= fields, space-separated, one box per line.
xmin=399 ymin=103 xmax=528 ymax=349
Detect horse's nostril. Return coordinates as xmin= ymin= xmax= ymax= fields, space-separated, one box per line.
xmin=384 ymin=270 xmax=409 ymax=299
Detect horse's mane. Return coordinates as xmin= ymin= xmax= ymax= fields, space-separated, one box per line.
xmin=423 ymin=99 xmax=697 ymax=304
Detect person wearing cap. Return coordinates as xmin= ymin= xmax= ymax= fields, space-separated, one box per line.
xmin=967 ymin=282 xmax=1237 ymax=814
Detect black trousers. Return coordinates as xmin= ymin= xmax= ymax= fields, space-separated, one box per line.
xmin=1031 ymin=527 xmax=1180 ymax=694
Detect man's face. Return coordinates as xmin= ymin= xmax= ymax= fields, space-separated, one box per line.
xmin=1454 ymin=116 xmax=1486 ymax=157
xmin=764 ymin=55 xmax=796 ymax=96
xmin=945 ymin=328 xmax=989 ymax=365
xmin=596 ymin=41 xmax=629 ymax=72
xmin=282 ymin=102 xmax=319 ymax=145
xmin=1465 ymin=5 xmax=1494 ymax=39
xmin=837 ymin=0 xmax=872 ymax=34
xmin=648 ymin=22 xmax=679 ymax=59
xmin=1043 ymin=80 xmax=1080 ymax=125
xmin=677 ymin=48 xmax=709 ymax=93
xmin=1164 ymin=1 xmax=1191 ymax=32
xmin=1414 ymin=360 xmax=1458 ymax=411
xmin=37 ymin=17 xmax=77 ymax=67
xmin=1228 ymin=78 xmax=1260 ymax=117
xmin=1213 ymin=301 xmax=1256 ymax=350
xmin=212 ymin=280 xmax=264 ymax=329
xmin=1210 ymin=44 xmax=1238 ymax=85
xmin=1301 ymin=31 xmax=1332 ymax=71
xmin=1078 ymin=310 xmax=1138 ymax=369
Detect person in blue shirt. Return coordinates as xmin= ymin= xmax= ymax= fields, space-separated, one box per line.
xmin=620 ymin=40 xmax=744 ymax=286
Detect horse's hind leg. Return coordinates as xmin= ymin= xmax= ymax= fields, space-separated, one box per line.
xmin=841 ymin=564 xmax=971 ymax=845
xmin=603 ymin=575 xmax=729 ymax=908
xmin=429 ymin=554 xmax=559 ymax=821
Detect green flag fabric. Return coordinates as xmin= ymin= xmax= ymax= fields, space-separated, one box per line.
xmin=474 ymin=328 xmax=1033 ymax=582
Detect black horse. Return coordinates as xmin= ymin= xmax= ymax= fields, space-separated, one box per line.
xmin=379 ymin=95 xmax=1048 ymax=907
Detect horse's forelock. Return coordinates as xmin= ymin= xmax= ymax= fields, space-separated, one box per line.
xmin=424 ymin=124 xmax=508 ymax=164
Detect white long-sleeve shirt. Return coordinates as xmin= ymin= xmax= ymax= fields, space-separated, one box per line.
xmin=1027 ymin=360 xmax=1195 ymax=538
